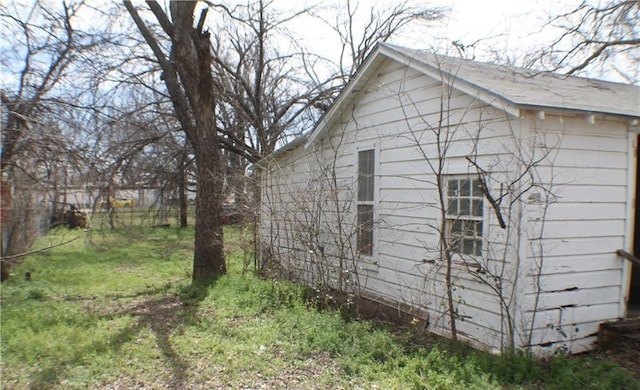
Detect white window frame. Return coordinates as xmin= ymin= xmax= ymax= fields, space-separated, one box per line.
xmin=355 ymin=145 xmax=378 ymax=259
xmin=445 ymin=176 xmax=484 ymax=257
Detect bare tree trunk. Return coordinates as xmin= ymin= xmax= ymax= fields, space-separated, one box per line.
xmin=125 ymin=0 xmax=227 ymax=279
xmin=193 ymin=147 xmax=225 ymax=277
xmin=437 ymin=174 xmax=457 ymax=345
xmin=171 ymin=2 xmax=226 ymax=278
xmin=178 ymin=151 xmax=188 ymax=228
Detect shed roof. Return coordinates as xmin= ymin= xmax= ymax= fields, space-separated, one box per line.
xmin=383 ymin=43 xmax=640 ymax=118
xmin=306 ymin=43 xmax=640 ymax=147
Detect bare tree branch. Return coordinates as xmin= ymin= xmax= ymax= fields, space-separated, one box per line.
xmin=531 ymin=0 xmax=640 ymax=81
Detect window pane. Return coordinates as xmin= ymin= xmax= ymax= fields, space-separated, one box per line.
xmin=472 ymin=199 xmax=483 ymax=217
xmin=471 ymin=179 xmax=482 ymax=197
xmin=358 ymin=176 xmax=372 ymax=201
xmin=460 ymin=179 xmax=470 ymax=196
xmin=475 ymin=239 xmax=483 ymax=256
xmin=459 ymin=198 xmax=470 ymax=215
xmin=465 ymin=220 xmax=475 ymax=235
xmin=447 ymin=199 xmax=458 ymax=215
xmin=463 ymin=238 xmax=474 ymax=255
xmin=358 ymin=150 xmax=374 ymax=201
xmin=473 ymin=221 xmax=483 ymax=237
xmin=452 ymin=220 xmax=463 ymax=234
xmin=357 ymin=205 xmax=374 ymax=256
xmin=448 ymin=179 xmax=458 ymax=196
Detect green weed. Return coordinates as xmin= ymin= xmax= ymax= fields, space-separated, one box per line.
xmin=1 ymin=225 xmax=638 ymax=389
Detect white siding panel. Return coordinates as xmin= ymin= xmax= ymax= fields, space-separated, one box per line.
xmin=528 ymin=321 xmax=601 ymax=349
xmin=544 ymin=149 xmax=626 ymax=170
xmin=539 ymin=253 xmax=623 ymax=274
xmin=535 ymin=269 xmax=622 ymax=291
xmin=552 ymin=185 xmax=626 ymax=203
xmin=557 ymin=133 xmax=627 ymax=152
xmin=528 ymin=236 xmax=624 ymax=257
xmin=536 ymin=203 xmax=625 ymax=221
xmin=531 ymin=305 xmax=619 ymax=331
xmin=525 ymin=286 xmax=621 ymax=311
xmin=383 ymin=255 xmax=432 ymax=276
xmin=532 ymin=219 xmax=625 ymax=239
xmin=380 ymin=188 xmax=438 ymax=205
xmin=538 ymin=166 xmax=627 ymax=186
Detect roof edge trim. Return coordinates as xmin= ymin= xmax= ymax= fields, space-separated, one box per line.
xmin=378 ymin=44 xmax=521 ymax=118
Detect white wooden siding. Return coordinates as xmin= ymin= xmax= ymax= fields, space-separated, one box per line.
xmin=520 ymin=115 xmax=629 ymax=352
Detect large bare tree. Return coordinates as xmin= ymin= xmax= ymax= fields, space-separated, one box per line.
xmin=530 ymin=0 xmax=640 ymax=82
xmin=124 ymin=0 xmax=226 ymax=279
xmin=211 ymin=0 xmax=350 ymax=156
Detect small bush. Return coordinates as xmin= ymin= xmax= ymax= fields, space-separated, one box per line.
xmin=476 ymin=349 xmax=544 ymax=385
xmin=257 ymin=279 xmax=303 ymax=312
xmin=26 ymin=288 xmax=48 ymax=301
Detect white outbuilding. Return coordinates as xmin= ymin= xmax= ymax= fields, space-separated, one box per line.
xmin=257 ymin=43 xmax=640 ymax=354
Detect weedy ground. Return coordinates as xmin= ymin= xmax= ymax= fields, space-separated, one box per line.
xmin=1 ymin=225 xmax=638 ymax=389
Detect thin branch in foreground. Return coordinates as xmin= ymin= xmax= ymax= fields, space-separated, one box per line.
xmin=0 ymin=235 xmax=82 ymax=262
xmin=465 ymin=155 xmax=507 ymax=229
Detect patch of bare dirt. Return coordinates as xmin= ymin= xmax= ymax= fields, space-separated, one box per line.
xmin=590 ymin=340 xmax=640 ymax=379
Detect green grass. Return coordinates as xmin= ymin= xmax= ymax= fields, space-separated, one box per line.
xmin=1 ymin=226 xmax=638 ymax=389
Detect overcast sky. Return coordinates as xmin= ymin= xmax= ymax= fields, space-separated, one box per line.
xmin=286 ymin=0 xmax=620 ymax=79
xmin=339 ymin=0 xmax=634 ymax=82
xmin=0 ymin=0 xmax=627 ymax=87
xmin=429 ymin=0 xmax=582 ymax=56
xmin=434 ymin=0 xmax=576 ymax=39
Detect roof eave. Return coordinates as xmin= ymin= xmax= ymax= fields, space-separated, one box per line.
xmin=524 ymin=105 xmax=640 ymax=121
xmin=378 ymin=43 xmax=521 ymax=118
